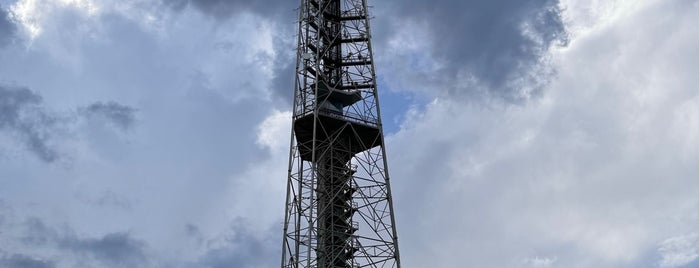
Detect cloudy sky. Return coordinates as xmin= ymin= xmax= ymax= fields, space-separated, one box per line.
xmin=0 ymin=0 xmax=697 ymax=267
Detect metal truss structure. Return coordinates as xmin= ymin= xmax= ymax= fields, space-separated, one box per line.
xmin=280 ymin=0 xmax=401 ymax=267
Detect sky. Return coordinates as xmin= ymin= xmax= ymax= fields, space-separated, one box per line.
xmin=0 ymin=0 xmax=697 ymax=267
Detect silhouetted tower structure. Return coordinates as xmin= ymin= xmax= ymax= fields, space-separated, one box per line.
xmin=280 ymin=0 xmax=401 ymax=267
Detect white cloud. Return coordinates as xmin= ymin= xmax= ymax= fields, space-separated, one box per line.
xmin=558 ymin=0 xmax=649 ymax=36
xmin=10 ymin=0 xmax=100 ymax=40
xmin=385 ymin=0 xmax=699 ymax=267
xmin=1 ymin=0 xmax=697 ymax=267
xmin=1 ymin=0 xmax=287 ymax=265
xmin=524 ymin=256 xmax=557 ymax=267
xmin=256 ymin=109 xmax=291 ymax=152
xmin=658 ymin=233 xmax=699 ymax=268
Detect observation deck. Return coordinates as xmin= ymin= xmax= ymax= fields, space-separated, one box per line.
xmin=293 ymin=81 xmax=382 ymax=162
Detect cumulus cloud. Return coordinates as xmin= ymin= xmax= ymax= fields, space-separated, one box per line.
xmin=175 ymin=0 xmax=569 ymax=102
xmin=0 ymin=0 xmax=696 ymax=267
xmin=375 ymin=0 xmax=568 ymax=101
xmin=385 ymin=0 xmax=699 ymax=267
xmin=2 ymin=1 xmax=286 ymax=266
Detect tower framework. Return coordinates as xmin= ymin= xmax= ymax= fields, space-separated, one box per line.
xmin=280 ymin=0 xmax=401 ymax=267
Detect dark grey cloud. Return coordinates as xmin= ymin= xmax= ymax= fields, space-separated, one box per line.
xmin=173 ymin=0 xmax=568 ymax=102
xmin=377 ymin=0 xmax=568 ymax=101
xmin=5 ymin=213 xmax=277 ymax=267
xmin=60 ymin=233 xmax=148 ymax=267
xmin=20 ymin=217 xmax=58 ymax=247
xmin=270 ymin=36 xmax=297 ymax=107
xmin=0 ymin=254 xmax=56 ymax=268
xmin=14 ymin=217 xmax=149 ymax=267
xmin=84 ymin=101 xmax=137 ymax=130
xmin=94 ymin=191 xmax=132 ymax=209
xmin=0 ymin=85 xmax=138 ymax=162
xmin=0 ymin=86 xmax=58 ymax=162
xmin=0 ymin=5 xmax=17 ymax=47
xmin=0 ymin=1 xmax=695 ymax=267
xmin=164 ymin=0 xmax=296 ymax=19
xmin=163 ymin=0 xmax=299 ymax=106
xmin=194 ymin=219 xmax=277 ymax=268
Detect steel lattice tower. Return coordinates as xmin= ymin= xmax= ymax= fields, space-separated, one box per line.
xmin=280 ymin=0 xmax=401 ymax=267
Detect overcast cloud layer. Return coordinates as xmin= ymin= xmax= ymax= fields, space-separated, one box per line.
xmin=0 ymin=0 xmax=697 ymax=267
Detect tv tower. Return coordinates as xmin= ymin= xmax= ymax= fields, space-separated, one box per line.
xmin=280 ymin=0 xmax=401 ymax=267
